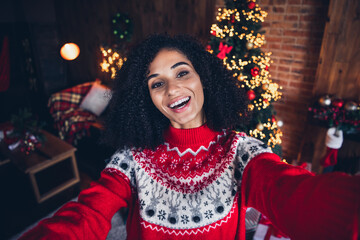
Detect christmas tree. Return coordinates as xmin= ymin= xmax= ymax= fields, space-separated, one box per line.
xmin=208 ymin=0 xmax=283 ymax=156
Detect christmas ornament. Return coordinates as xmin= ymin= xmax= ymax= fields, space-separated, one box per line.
xmin=246 ymin=42 xmax=254 ymax=50
xmin=265 ymin=66 xmax=269 ymax=71
xmin=271 ymin=116 xmax=276 ymax=123
xmin=309 ymin=96 xmax=360 ymax=135
xmin=248 ymin=2 xmax=256 ymax=9
xmin=206 ymin=45 xmax=211 ymax=51
xmin=319 ymin=95 xmax=331 ymax=106
xmin=211 ymin=30 xmax=217 ymax=36
xmin=217 ymin=42 xmax=233 ymax=59
xmin=332 ymin=99 xmax=344 ymax=108
xmin=248 ymin=104 xmax=254 ymax=110
xmin=277 ymin=120 xmax=284 ymax=127
xmin=262 ymin=84 xmax=269 ymax=90
xmin=345 ymin=101 xmax=357 ymax=111
xmin=237 ymin=74 xmax=244 ymax=81
xmin=256 ymin=123 xmax=264 ymax=131
xmin=230 ymin=14 xmax=235 ymax=23
xmin=247 ymin=90 xmax=256 ymax=100
xmin=251 ymin=67 xmax=260 ymax=77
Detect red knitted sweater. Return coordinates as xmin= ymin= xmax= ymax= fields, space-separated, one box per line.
xmin=19 ymin=125 xmax=359 ymax=240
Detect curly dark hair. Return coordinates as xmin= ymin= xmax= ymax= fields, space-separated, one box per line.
xmin=101 ymin=34 xmax=249 ymax=150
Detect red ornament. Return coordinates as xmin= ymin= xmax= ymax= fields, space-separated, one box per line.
xmin=216 ymin=42 xmax=233 ymax=60
xmin=248 ymin=2 xmax=256 ymax=9
xmin=247 ymin=90 xmax=256 ymax=100
xmin=332 ymin=99 xmax=344 ymax=108
xmin=230 ymin=15 xmax=235 ymax=23
xmin=206 ymin=45 xmax=211 ymax=51
xmin=271 ymin=116 xmax=276 ymax=123
xmin=251 ymin=67 xmax=260 ymax=77
xmin=265 ymin=66 xmax=269 ymax=71
xmin=211 ymin=30 xmax=217 ymax=36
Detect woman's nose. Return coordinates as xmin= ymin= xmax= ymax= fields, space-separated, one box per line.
xmin=166 ymin=80 xmax=179 ymax=96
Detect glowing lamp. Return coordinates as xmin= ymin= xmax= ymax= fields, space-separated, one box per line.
xmin=60 ymin=43 xmax=80 ymax=60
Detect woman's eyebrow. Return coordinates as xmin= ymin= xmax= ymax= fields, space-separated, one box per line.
xmin=146 ymin=73 xmax=159 ymax=82
xmin=171 ymin=62 xmax=189 ymax=69
xmin=147 ymin=62 xmax=189 ymax=81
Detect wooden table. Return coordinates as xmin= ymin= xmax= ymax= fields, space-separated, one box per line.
xmin=0 ymin=130 xmax=80 ymax=203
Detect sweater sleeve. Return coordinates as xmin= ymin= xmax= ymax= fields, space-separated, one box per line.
xmin=241 ymin=152 xmax=360 ymax=240
xmin=19 ymin=165 xmax=132 ymax=239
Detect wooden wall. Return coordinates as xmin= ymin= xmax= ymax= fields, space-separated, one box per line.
xmin=54 ymin=0 xmax=216 ymax=86
xmin=312 ymin=0 xmax=360 ymax=100
xmin=299 ymin=0 xmax=360 ymax=173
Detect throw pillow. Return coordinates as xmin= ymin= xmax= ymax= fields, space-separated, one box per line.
xmin=79 ymin=81 xmax=111 ymax=116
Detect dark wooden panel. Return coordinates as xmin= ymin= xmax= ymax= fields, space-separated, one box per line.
xmin=313 ymin=0 xmax=360 ymax=100
xmin=300 ymin=0 xmax=360 ymax=174
xmin=54 ymin=0 xmax=216 ymax=86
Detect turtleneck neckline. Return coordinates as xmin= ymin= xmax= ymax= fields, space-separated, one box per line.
xmin=164 ymin=124 xmax=221 ymax=147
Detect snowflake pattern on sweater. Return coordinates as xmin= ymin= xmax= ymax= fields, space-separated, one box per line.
xmin=105 ymin=129 xmax=271 ymax=234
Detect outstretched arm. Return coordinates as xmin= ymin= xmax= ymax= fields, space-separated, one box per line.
xmin=241 ymin=152 xmax=360 ymax=240
xmin=19 ymin=169 xmax=132 ymax=240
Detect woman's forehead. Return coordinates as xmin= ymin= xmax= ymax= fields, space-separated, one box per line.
xmin=149 ymin=49 xmax=191 ymax=69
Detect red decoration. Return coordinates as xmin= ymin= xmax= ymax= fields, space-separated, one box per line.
xmin=248 ymin=2 xmax=256 ymax=9
xmin=230 ymin=15 xmax=235 ymax=23
xmin=211 ymin=30 xmax=217 ymax=36
xmin=320 ymin=148 xmax=338 ymax=167
xmin=271 ymin=116 xmax=276 ymax=123
xmin=265 ymin=66 xmax=269 ymax=71
xmin=247 ymin=90 xmax=256 ymax=100
xmin=250 ymin=66 xmax=260 ymax=77
xmin=206 ymin=45 xmax=211 ymax=51
xmin=255 ymin=215 xmax=290 ymax=240
xmin=216 ymin=42 xmax=233 ymax=60
xmin=332 ymin=99 xmax=344 ymax=108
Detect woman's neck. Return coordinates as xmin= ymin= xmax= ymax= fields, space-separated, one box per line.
xmin=163 ymin=123 xmax=220 ymax=148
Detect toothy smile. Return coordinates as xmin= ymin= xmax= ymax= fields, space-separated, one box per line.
xmin=169 ymin=97 xmax=191 ymax=109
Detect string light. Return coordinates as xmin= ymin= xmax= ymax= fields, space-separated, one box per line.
xmin=209 ymin=1 xmax=283 ymax=150
xmin=100 ymin=47 xmax=127 ymax=79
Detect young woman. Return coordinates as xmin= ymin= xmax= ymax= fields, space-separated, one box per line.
xmin=20 ymin=35 xmax=359 ymax=240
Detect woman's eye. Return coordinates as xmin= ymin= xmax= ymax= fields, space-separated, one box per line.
xmin=177 ymin=71 xmax=189 ymax=78
xmin=151 ymin=82 xmax=163 ymax=89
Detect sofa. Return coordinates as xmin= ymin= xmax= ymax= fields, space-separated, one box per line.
xmin=48 ymin=80 xmax=114 ymax=178
xmin=48 ymin=80 xmax=111 ymax=145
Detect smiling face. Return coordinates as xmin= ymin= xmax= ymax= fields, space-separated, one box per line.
xmin=147 ymin=49 xmax=205 ymax=129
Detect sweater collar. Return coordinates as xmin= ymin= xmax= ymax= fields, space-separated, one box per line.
xmin=164 ymin=124 xmax=221 ymax=147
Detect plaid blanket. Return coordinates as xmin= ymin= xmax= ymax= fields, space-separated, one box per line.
xmin=48 ymin=82 xmax=97 ymax=145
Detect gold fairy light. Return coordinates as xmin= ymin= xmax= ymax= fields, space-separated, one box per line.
xmin=100 ymin=46 xmax=127 ymax=79
xmin=242 ymin=7 xmax=267 ymax=22
xmin=245 ymin=33 xmax=266 ymax=48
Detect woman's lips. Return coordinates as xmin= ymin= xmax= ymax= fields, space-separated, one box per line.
xmin=168 ymin=97 xmax=191 ymax=113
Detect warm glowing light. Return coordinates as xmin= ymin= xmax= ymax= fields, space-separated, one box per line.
xmin=209 ymin=3 xmax=283 ymax=149
xmin=100 ymin=46 xmax=127 ymax=79
xmin=60 ymin=43 xmax=80 ymax=60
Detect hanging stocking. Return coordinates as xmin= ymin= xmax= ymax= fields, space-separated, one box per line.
xmin=320 ymin=127 xmax=343 ymax=168
xmin=0 ymin=36 xmax=10 ymax=92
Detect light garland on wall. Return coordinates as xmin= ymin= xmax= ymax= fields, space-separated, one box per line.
xmin=100 ymin=46 xmax=127 ymax=79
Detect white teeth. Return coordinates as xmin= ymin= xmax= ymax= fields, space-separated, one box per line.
xmin=170 ymin=97 xmax=190 ymax=108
